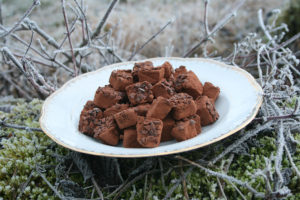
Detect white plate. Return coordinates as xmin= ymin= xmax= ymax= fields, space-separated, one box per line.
xmin=40 ymin=57 xmax=263 ymax=157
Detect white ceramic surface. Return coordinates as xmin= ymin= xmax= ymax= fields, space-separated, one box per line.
xmin=40 ymin=57 xmax=263 ymax=157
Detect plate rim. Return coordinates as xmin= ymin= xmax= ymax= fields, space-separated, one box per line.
xmin=39 ymin=57 xmax=263 ymax=157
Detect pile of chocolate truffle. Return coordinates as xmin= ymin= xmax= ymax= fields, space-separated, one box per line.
xmin=78 ymin=61 xmax=220 ymax=148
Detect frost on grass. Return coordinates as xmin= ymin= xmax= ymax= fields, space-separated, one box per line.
xmin=0 ymin=0 xmax=299 ymax=199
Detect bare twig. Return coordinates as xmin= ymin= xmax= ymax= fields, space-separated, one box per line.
xmin=203 ymin=0 xmax=210 ymax=36
xmin=183 ymin=0 xmax=245 ymax=57
xmin=0 ymin=0 xmax=40 ymax=38
xmin=128 ymin=18 xmax=174 ymax=61
xmin=163 ymin=167 xmax=194 ymax=200
xmin=61 ymin=0 xmax=78 ymax=76
xmin=91 ymin=177 xmax=104 ymax=200
xmin=284 ymin=144 xmax=300 ymax=179
xmin=0 ymin=119 xmax=43 ymax=132
xmin=179 ymin=160 xmax=189 ymax=200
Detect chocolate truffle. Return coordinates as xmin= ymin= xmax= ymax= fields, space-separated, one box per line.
xmin=160 ymin=61 xmax=174 ymax=79
xmin=174 ymin=71 xmax=203 ymax=99
xmin=109 ymin=70 xmax=133 ymax=91
xmin=146 ymin=96 xmax=173 ymax=120
xmin=136 ymin=116 xmax=163 ymax=148
xmin=78 ymin=101 xmax=103 ymax=136
xmin=94 ymin=116 xmax=119 ymax=146
xmin=161 ymin=116 xmax=175 ymax=142
xmin=169 ymin=93 xmax=197 ymax=120
xmin=174 ymin=66 xmax=188 ymax=78
xmin=94 ymin=85 xmax=125 ymax=109
xmin=185 ymin=114 xmax=201 ymax=134
xmin=203 ymin=82 xmax=220 ymax=103
xmin=195 ymin=96 xmax=219 ymax=126
xmin=123 ymin=128 xmax=142 ymax=148
xmin=103 ymin=103 xmax=129 ymax=117
xmin=152 ymin=79 xmax=176 ymax=99
xmin=138 ymin=66 xmax=165 ymax=85
xmin=114 ymin=108 xmax=138 ymax=129
xmin=171 ymin=119 xmax=198 ymax=142
xmin=125 ymin=81 xmax=154 ymax=105
xmin=132 ymin=61 xmax=154 ymax=82
xmin=134 ymin=104 xmax=151 ymax=116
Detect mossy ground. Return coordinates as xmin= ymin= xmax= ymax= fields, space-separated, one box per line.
xmin=0 ymin=99 xmax=299 ymax=199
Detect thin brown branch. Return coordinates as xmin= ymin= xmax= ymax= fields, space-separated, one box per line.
xmin=128 ymin=18 xmax=174 ymax=61
xmin=61 ymin=0 xmax=78 ymax=76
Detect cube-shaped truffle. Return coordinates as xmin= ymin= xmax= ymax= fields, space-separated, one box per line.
xmin=114 ymin=108 xmax=138 ymax=129
xmin=161 ymin=116 xmax=175 ymax=142
xmin=125 ymin=81 xmax=154 ymax=105
xmin=203 ymin=82 xmax=220 ymax=103
xmin=185 ymin=114 xmax=201 ymax=134
xmin=195 ymin=96 xmax=219 ymax=126
xmin=132 ymin=61 xmax=154 ymax=82
xmin=94 ymin=85 xmax=125 ymax=109
xmin=174 ymin=71 xmax=203 ymax=99
xmin=169 ymin=93 xmax=197 ymax=120
xmin=160 ymin=61 xmax=174 ymax=79
xmin=109 ymin=70 xmax=133 ymax=91
xmin=146 ymin=96 xmax=173 ymax=120
xmin=138 ymin=67 xmax=165 ymax=85
xmin=123 ymin=128 xmax=142 ymax=148
xmin=174 ymin=66 xmax=188 ymax=78
xmin=136 ymin=116 xmax=163 ymax=148
xmin=103 ymin=103 xmax=129 ymax=117
xmin=79 ymin=101 xmax=103 ymax=136
xmin=94 ymin=116 xmax=120 ymax=146
xmin=134 ymin=104 xmax=151 ymax=116
xmin=152 ymin=79 xmax=176 ymax=99
xmin=171 ymin=119 xmax=197 ymax=142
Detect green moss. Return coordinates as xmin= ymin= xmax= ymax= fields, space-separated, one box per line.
xmin=0 ymin=99 xmax=67 ymax=199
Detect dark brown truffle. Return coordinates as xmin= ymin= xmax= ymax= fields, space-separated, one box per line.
xmin=160 ymin=61 xmax=174 ymax=79
xmin=174 ymin=71 xmax=203 ymax=99
xmin=125 ymin=81 xmax=154 ymax=105
xmin=94 ymin=85 xmax=125 ymax=109
xmin=161 ymin=116 xmax=175 ymax=142
xmin=169 ymin=93 xmax=197 ymax=120
xmin=136 ymin=116 xmax=163 ymax=148
xmin=114 ymin=108 xmax=138 ymax=129
xmin=138 ymin=66 xmax=165 ymax=84
xmin=174 ymin=66 xmax=188 ymax=78
xmin=171 ymin=119 xmax=197 ymax=142
xmin=134 ymin=104 xmax=151 ymax=116
xmin=195 ymin=96 xmax=219 ymax=126
xmin=94 ymin=116 xmax=119 ymax=146
xmin=103 ymin=103 xmax=129 ymax=117
xmin=123 ymin=128 xmax=142 ymax=148
xmin=152 ymin=79 xmax=176 ymax=99
xmin=203 ymin=82 xmax=220 ymax=103
xmin=146 ymin=96 xmax=173 ymax=120
xmin=78 ymin=101 xmax=103 ymax=136
xmin=109 ymin=70 xmax=133 ymax=91
xmin=132 ymin=61 xmax=154 ymax=82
